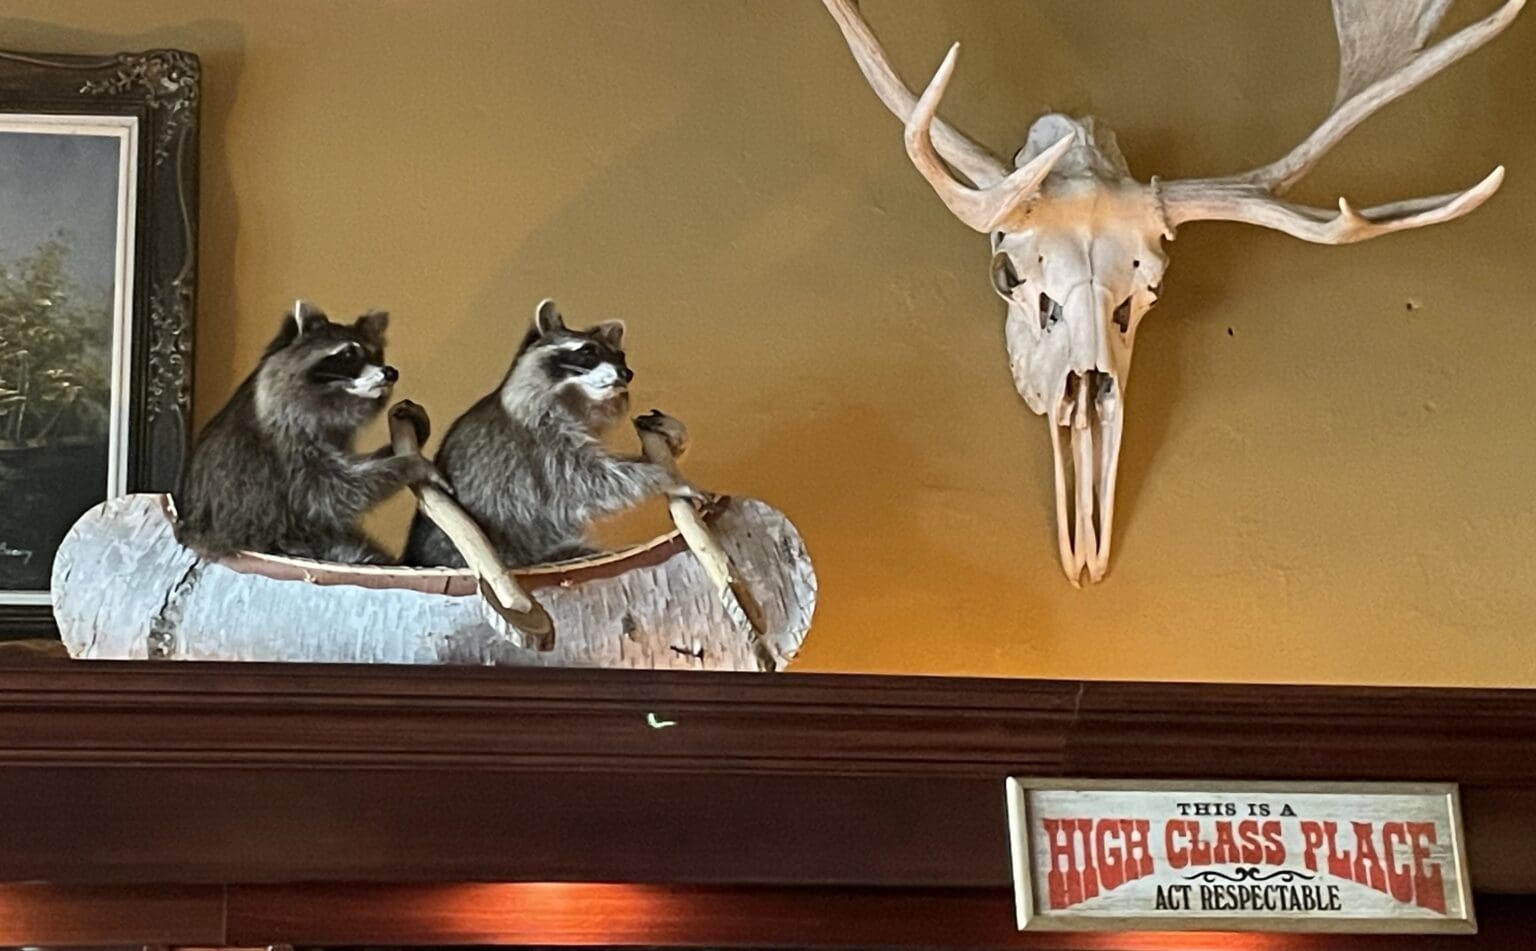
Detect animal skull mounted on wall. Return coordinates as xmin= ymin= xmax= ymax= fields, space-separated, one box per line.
xmin=823 ymin=0 xmax=1522 ymax=585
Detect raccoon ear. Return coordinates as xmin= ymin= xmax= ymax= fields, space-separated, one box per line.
xmin=592 ymin=319 xmax=625 ymax=349
xmin=268 ymin=301 xmax=326 ymax=354
xmin=534 ymin=298 xmax=566 ymax=336
xmin=265 ymin=318 xmax=299 ymax=356
xmin=290 ymin=300 xmax=329 ymax=337
xmin=354 ymin=309 xmax=390 ymax=345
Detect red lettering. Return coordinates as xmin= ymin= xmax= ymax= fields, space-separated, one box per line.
xmin=1236 ymin=819 xmax=1263 ymax=864
xmin=1382 ymin=822 xmax=1414 ymax=904
xmin=1261 ymin=820 xmax=1286 ymax=864
xmin=1043 ymin=818 xmax=1078 ymax=909
xmin=1351 ymin=821 xmax=1387 ymax=894
xmin=1077 ymin=819 xmax=1100 ymax=902
xmin=1299 ymin=820 xmax=1325 ymax=872
xmin=1165 ymin=819 xmax=1190 ymax=869
xmin=1095 ymin=820 xmax=1124 ymax=890
xmin=1324 ymin=821 xmax=1353 ymax=879
xmin=1121 ymin=819 xmax=1154 ymax=880
xmin=1188 ymin=820 xmax=1212 ymax=865
xmin=1408 ymin=822 xmax=1447 ymax=914
xmin=1212 ymin=820 xmax=1241 ymax=864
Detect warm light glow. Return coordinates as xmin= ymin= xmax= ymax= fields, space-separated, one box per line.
xmin=318 ymin=884 xmax=1351 ymax=948
xmin=1072 ymin=934 xmax=1308 ymax=951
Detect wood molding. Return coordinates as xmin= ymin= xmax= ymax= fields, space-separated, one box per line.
xmin=0 ymin=664 xmax=1533 ymax=890
xmin=0 ymin=885 xmax=222 ymax=945
xmin=220 ymin=885 xmax=1536 ymax=950
xmin=1 ymin=884 xmax=1534 ymax=949
xmin=3 ymin=664 xmax=1534 ymax=779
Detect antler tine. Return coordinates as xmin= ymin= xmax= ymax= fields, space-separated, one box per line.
xmin=1195 ymin=0 xmax=1524 ymax=195
xmin=1161 ymin=166 xmax=1505 ymax=244
xmin=821 ymin=0 xmax=1008 ymax=188
xmin=1163 ymin=0 xmax=1520 ymax=241
xmin=906 ymin=45 xmax=1074 ymax=233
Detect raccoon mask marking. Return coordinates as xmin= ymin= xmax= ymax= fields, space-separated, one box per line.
xmin=501 ymin=299 xmax=632 ymax=428
xmin=176 ymin=301 xmax=435 ymax=565
xmin=255 ymin=304 xmax=398 ymax=435
xmin=402 ymin=298 xmax=679 ymax=569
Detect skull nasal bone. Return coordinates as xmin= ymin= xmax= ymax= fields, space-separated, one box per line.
xmin=1066 ymin=284 xmax=1117 ymax=375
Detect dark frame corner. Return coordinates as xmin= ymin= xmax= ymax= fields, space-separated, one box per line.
xmin=0 ymin=49 xmax=198 ymax=638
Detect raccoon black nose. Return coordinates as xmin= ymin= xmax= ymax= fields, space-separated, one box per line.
xmin=620 ymin=366 xmax=634 ymax=384
xmin=382 ymin=365 xmax=398 ymax=382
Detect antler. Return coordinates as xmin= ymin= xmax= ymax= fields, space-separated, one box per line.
xmin=906 ymin=45 xmax=1074 ymax=232
xmin=1162 ymin=168 xmax=1505 ymax=244
xmin=822 ymin=0 xmax=1008 ymax=188
xmin=824 ymin=0 xmax=1072 ymax=233
xmin=1162 ymin=0 xmax=1522 ymax=242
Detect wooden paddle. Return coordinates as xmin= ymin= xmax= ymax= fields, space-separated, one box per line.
xmin=633 ymin=409 xmax=776 ymax=672
xmin=387 ymin=400 xmax=554 ymax=651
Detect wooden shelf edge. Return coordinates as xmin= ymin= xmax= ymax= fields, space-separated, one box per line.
xmin=3 ymin=884 xmax=1536 ymax=949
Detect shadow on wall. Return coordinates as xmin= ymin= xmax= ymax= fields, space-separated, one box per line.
xmin=0 ymin=16 xmax=247 ymax=435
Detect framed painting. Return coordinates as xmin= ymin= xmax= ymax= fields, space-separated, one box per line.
xmin=0 ymin=50 xmax=197 ymax=637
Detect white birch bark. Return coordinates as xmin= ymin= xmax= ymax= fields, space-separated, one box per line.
xmin=52 ymin=494 xmax=815 ymax=671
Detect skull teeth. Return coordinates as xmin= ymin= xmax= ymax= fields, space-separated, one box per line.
xmin=1048 ymin=370 xmax=1125 ymax=585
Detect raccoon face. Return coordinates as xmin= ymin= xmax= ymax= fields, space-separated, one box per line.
xmin=506 ymin=299 xmax=633 ymax=420
xmin=256 ymin=303 xmax=398 ymax=429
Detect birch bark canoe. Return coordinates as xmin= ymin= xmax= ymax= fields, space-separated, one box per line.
xmin=51 ymin=493 xmax=815 ymax=671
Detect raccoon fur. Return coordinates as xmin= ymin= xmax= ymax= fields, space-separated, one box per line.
xmin=403 ymin=299 xmax=684 ymax=568
xmin=176 ymin=303 xmax=437 ymax=564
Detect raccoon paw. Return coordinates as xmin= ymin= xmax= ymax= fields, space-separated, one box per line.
xmin=634 ymin=409 xmax=689 ymax=457
xmin=389 ymin=399 xmax=431 ymax=446
xmin=665 ymin=480 xmax=712 ymax=504
xmin=403 ymin=455 xmax=453 ymax=495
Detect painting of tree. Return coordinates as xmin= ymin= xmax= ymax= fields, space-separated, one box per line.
xmin=0 ymin=238 xmax=112 ymax=448
xmin=0 ymin=128 xmax=124 ymax=594
xmin=0 ymin=51 xmax=196 ymax=632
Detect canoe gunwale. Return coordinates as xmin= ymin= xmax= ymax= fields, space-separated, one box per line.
xmin=55 ymin=493 xmax=813 ymax=670
xmin=156 ymin=494 xmax=735 ymax=597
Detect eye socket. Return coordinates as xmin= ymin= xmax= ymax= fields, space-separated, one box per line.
xmin=1038 ymin=292 xmax=1063 ymax=331
xmin=990 ymin=252 xmax=1024 ymax=301
xmin=1112 ymin=297 xmax=1133 ymax=333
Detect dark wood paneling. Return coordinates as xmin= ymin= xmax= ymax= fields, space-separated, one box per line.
xmin=1066 ymin=681 xmax=1536 ymax=785
xmin=4 ymin=664 xmax=1533 ymax=779
xmin=0 ymin=767 xmax=1008 ymax=886
xmin=222 ymin=885 xmax=1536 ymax=950
xmin=0 ymin=884 xmax=1531 ymax=949
xmin=0 ymin=662 xmax=1081 ymax=774
xmin=0 ymin=885 xmax=222 ymax=945
xmin=0 ymin=664 xmax=1532 ymax=891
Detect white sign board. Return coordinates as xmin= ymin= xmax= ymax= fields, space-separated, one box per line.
xmin=1006 ymin=779 xmax=1473 ymax=934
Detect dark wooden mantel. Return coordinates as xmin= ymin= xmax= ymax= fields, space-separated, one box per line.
xmin=1 ymin=661 xmax=1534 ymax=947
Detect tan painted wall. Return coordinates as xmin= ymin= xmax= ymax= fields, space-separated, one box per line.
xmin=6 ymin=1 xmax=1532 ymax=685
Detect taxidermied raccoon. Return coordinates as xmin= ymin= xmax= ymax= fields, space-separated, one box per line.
xmin=403 ymin=299 xmax=687 ymax=568
xmin=176 ymin=302 xmax=439 ymax=564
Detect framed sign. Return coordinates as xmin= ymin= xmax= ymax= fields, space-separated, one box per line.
xmin=1006 ymin=778 xmax=1473 ymax=934
xmin=0 ymin=49 xmax=197 ymax=637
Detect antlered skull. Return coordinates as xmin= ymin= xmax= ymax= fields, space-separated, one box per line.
xmin=987 ymin=115 xmax=1169 ymax=583
xmin=823 ymin=0 xmax=1520 ymax=584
